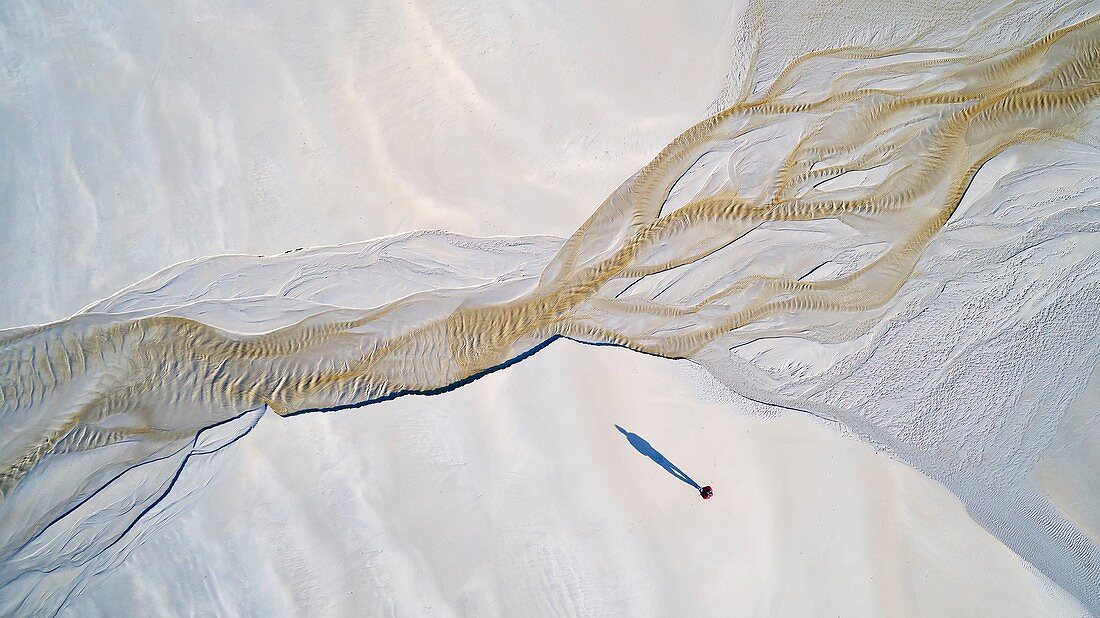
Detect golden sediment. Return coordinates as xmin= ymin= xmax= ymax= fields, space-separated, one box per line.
xmin=1 ymin=6 xmax=1098 ymax=563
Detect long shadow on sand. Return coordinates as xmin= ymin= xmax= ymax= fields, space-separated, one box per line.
xmin=614 ymin=425 xmax=700 ymax=490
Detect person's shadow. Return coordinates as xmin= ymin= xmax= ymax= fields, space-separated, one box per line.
xmin=614 ymin=425 xmax=700 ymax=490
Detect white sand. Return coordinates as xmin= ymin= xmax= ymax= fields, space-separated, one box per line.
xmin=2 ymin=0 xmax=1097 ymax=614
xmin=64 ymin=341 xmax=1082 ymax=616
xmin=0 ymin=0 xmax=742 ymax=329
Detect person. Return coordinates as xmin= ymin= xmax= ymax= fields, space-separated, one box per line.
xmin=700 ymin=485 xmax=713 ymax=500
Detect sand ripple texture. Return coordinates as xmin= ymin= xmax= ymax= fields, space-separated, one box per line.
xmin=3 ymin=0 xmax=1100 ymax=613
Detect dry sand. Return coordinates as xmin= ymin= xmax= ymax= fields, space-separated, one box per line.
xmin=64 ymin=341 xmax=1084 ymax=616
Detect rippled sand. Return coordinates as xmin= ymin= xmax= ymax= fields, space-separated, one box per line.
xmin=2 ymin=0 xmax=1099 ymax=614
